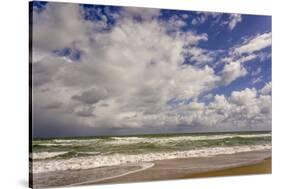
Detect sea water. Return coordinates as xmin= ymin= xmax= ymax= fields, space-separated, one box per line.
xmin=31 ymin=131 xmax=271 ymax=173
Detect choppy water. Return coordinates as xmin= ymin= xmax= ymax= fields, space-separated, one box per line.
xmin=32 ymin=132 xmax=272 ymax=173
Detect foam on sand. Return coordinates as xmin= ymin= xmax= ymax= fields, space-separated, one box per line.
xmin=67 ymin=162 xmax=155 ymax=186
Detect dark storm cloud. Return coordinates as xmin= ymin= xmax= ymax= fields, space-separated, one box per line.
xmin=41 ymin=101 xmax=63 ymax=109
xmin=72 ymin=87 xmax=108 ymax=104
xmin=76 ymin=107 xmax=96 ymax=117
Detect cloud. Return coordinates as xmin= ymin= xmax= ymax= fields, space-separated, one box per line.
xmin=185 ymin=47 xmax=215 ymax=65
xmin=203 ymin=93 xmax=214 ymax=100
xmin=234 ymin=32 xmax=272 ymax=54
xmin=191 ymin=15 xmax=208 ymax=25
xmin=217 ymin=31 xmax=271 ymax=89
xmin=32 ymin=3 xmax=89 ymax=55
xmin=72 ymin=87 xmax=109 ymax=104
xmin=251 ymin=76 xmax=263 ymax=84
xmin=170 ymin=86 xmax=271 ymax=129
xmin=175 ymin=31 xmax=208 ymax=45
xmin=236 ymin=54 xmax=258 ymax=63
xmin=120 ymin=6 xmax=160 ymax=21
xmin=165 ymin=15 xmax=187 ymax=31
xmin=191 ymin=12 xmax=222 ymax=26
xmin=32 ymin=3 xmax=221 ymax=131
xmin=191 ymin=12 xmax=242 ymax=31
xmin=31 ymin=2 xmax=271 ymax=137
xmin=228 ymin=86 xmax=271 ymax=119
xmin=220 ymin=32 xmax=271 ymax=68
xmin=228 ymin=14 xmax=242 ymax=30
xmin=229 ymin=88 xmax=257 ymax=106
xmin=41 ymin=101 xmax=63 ymax=109
xmin=259 ymin=82 xmax=272 ymax=95
xmin=251 ymin=67 xmax=262 ymax=76
xmin=220 ymin=61 xmax=247 ymax=85
xmin=75 ymin=106 xmax=95 ymax=117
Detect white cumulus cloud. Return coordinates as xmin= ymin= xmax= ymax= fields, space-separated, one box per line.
xmin=220 ymin=61 xmax=247 ymax=85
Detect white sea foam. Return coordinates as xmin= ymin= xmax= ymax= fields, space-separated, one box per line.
xmin=33 ymin=144 xmax=271 ymax=173
xmin=34 ymin=134 xmax=270 ymax=146
xmin=32 ymin=152 xmax=68 ymax=160
xmin=33 ymin=139 xmax=104 ymax=147
xmin=104 ymin=134 xmax=271 ymax=145
xmin=51 ymin=139 xmax=103 ymax=145
xmin=36 ymin=143 xmax=74 ymax=147
xmin=52 ymin=139 xmax=103 ymax=143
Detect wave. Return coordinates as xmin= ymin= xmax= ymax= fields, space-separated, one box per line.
xmin=105 ymin=133 xmax=271 ymax=145
xmin=33 ymin=144 xmax=271 ymax=173
xmin=34 ymin=133 xmax=271 ymax=146
xmin=32 ymin=152 xmax=68 ymax=160
xmin=32 ymin=151 xmax=101 ymax=160
xmin=32 ymin=133 xmax=271 ymax=159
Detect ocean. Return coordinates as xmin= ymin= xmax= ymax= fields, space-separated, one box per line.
xmin=31 ymin=131 xmax=271 ymax=174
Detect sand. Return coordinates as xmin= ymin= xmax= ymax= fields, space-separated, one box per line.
xmin=187 ymin=158 xmax=271 ymax=178
xmin=33 ymin=164 xmax=143 ymax=188
xmin=95 ymin=149 xmax=271 ymax=184
xmin=31 ymin=149 xmax=271 ymax=188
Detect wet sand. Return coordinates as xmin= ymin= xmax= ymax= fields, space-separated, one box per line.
xmin=95 ymin=150 xmax=271 ymax=184
xmin=187 ymin=158 xmax=271 ymax=178
xmin=32 ymin=164 xmax=143 ymax=188
xmin=32 ymin=149 xmax=271 ymax=188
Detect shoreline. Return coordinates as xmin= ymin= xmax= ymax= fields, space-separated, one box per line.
xmin=32 ymin=149 xmax=271 ymax=188
xmin=67 ymin=162 xmax=155 ymax=187
xmin=95 ymin=149 xmax=271 ymax=185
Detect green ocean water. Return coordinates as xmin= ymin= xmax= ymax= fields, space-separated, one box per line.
xmin=32 ymin=131 xmax=271 ymax=160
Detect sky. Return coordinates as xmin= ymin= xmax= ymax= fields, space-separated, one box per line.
xmin=31 ymin=1 xmax=272 ymax=138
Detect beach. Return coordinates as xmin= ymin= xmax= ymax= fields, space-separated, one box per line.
xmin=32 ymin=149 xmax=271 ymax=188
xmin=31 ymin=132 xmax=271 ymax=188
xmin=188 ymin=158 xmax=271 ymax=178
xmin=94 ymin=149 xmax=271 ymax=185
